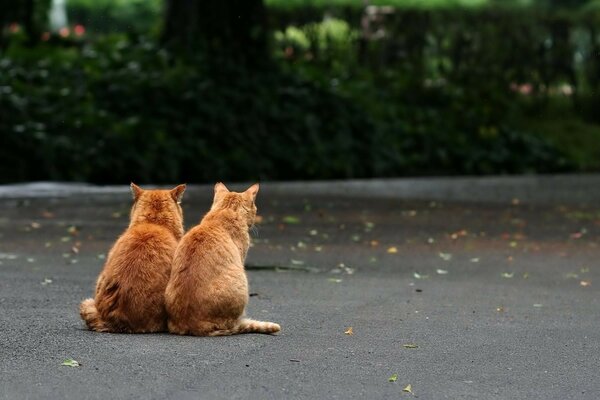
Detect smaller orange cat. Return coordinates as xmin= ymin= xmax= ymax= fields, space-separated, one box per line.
xmin=80 ymin=183 xmax=186 ymax=333
xmin=165 ymin=183 xmax=280 ymax=336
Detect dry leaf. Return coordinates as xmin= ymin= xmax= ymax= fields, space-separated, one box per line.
xmin=387 ymin=247 xmax=398 ymax=254
xmin=580 ymin=280 xmax=591 ymax=287
xmin=388 ymin=373 xmax=398 ymax=382
xmin=344 ymin=327 xmax=353 ymax=335
xmin=403 ymin=344 xmax=418 ymax=349
xmin=403 ymin=384 xmax=413 ymax=393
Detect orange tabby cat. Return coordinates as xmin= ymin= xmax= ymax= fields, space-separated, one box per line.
xmin=80 ymin=183 xmax=186 ymax=333
xmin=165 ymin=182 xmax=280 ymax=336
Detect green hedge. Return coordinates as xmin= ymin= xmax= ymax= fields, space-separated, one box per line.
xmin=0 ymin=39 xmax=387 ymax=183
xmin=0 ymin=36 xmax=570 ymax=184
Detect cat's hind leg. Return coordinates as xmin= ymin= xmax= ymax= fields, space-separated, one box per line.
xmin=79 ymin=298 xmax=111 ymax=332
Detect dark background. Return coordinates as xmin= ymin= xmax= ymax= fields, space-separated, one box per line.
xmin=1 ymin=0 xmax=599 ymax=184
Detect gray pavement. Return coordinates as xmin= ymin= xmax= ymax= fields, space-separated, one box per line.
xmin=1 ymin=177 xmax=599 ymax=399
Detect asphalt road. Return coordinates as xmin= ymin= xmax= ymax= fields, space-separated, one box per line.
xmin=1 ymin=178 xmax=599 ymax=399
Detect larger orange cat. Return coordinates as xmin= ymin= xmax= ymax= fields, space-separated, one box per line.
xmin=165 ymin=182 xmax=280 ymax=336
xmin=80 ymin=183 xmax=186 ymax=333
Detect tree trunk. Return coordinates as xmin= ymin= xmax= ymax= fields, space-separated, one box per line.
xmin=162 ymin=0 xmax=268 ymax=66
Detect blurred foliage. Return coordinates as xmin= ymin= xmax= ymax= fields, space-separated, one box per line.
xmin=0 ymin=38 xmax=385 ymax=183
xmin=1 ymin=1 xmax=596 ymax=183
xmin=66 ymin=0 xmax=162 ymax=35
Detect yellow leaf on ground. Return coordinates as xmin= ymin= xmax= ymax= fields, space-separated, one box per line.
xmin=344 ymin=327 xmax=353 ymax=335
xmin=403 ymin=384 xmax=412 ymax=393
xmin=387 ymin=246 xmax=398 ymax=254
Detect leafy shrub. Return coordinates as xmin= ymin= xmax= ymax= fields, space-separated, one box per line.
xmin=0 ymin=36 xmax=570 ymax=184
xmin=0 ymin=38 xmax=383 ymax=183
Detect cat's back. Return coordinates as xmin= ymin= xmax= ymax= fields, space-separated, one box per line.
xmin=178 ymin=219 xmax=231 ymax=255
xmin=108 ymin=223 xmax=178 ymax=270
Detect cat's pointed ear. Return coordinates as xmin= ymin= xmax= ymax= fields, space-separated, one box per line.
xmin=130 ymin=182 xmax=143 ymax=201
xmin=214 ymin=182 xmax=229 ymax=194
xmin=170 ymin=184 xmax=186 ymax=204
xmin=245 ymin=183 xmax=259 ymax=201
xmin=213 ymin=182 xmax=229 ymax=204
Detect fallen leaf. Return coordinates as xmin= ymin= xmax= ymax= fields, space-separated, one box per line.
xmin=41 ymin=278 xmax=52 ymax=285
xmin=351 ymin=234 xmax=361 ymax=242
xmin=328 ymin=278 xmax=342 ymax=283
xmin=501 ymin=272 xmax=514 ymax=279
xmin=413 ymin=272 xmax=428 ymax=279
xmin=282 ymin=216 xmax=301 ymax=224
xmin=309 ymin=229 xmax=318 ymax=236
xmin=61 ymin=358 xmax=80 ymax=367
xmin=470 ymin=258 xmax=480 ymax=263
xmin=436 ymin=269 xmax=448 ymax=275
xmin=580 ymin=280 xmax=591 ymax=287
xmin=388 ymin=373 xmax=398 ymax=382
xmin=439 ymin=252 xmax=452 ymax=261
xmin=387 ymin=246 xmax=398 ymax=254
xmin=344 ymin=327 xmax=353 ymax=335
xmin=403 ymin=384 xmax=413 ymax=393
xmin=30 ymin=222 xmax=41 ymax=229
xmin=67 ymin=226 xmax=79 ymax=236
xmin=290 ymin=259 xmax=304 ymax=266
xmin=403 ymin=344 xmax=418 ymax=349
xmin=533 ymin=304 xmax=543 ymax=308
xmin=41 ymin=211 xmax=55 ymax=218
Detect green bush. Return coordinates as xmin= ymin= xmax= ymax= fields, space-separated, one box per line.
xmin=0 ymin=38 xmax=385 ymax=183
xmin=66 ymin=0 xmax=162 ymax=35
xmin=0 ymin=36 xmax=570 ymax=184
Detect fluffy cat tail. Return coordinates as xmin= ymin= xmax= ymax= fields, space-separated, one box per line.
xmin=209 ymin=318 xmax=281 ymax=336
xmin=79 ymin=298 xmax=109 ymax=332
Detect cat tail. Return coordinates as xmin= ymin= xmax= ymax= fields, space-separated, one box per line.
xmin=209 ymin=318 xmax=281 ymax=336
xmin=79 ymin=298 xmax=110 ymax=332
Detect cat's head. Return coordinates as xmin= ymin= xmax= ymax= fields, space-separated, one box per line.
xmin=129 ymin=183 xmax=186 ymax=235
xmin=211 ymin=182 xmax=259 ymax=227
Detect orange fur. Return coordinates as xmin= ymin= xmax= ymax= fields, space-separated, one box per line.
xmin=80 ymin=183 xmax=186 ymax=333
xmin=165 ymin=182 xmax=280 ymax=336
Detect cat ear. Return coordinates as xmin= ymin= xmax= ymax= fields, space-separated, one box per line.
xmin=170 ymin=184 xmax=186 ymax=204
xmin=213 ymin=182 xmax=229 ymax=204
xmin=130 ymin=182 xmax=143 ymax=201
xmin=245 ymin=183 xmax=259 ymax=201
xmin=214 ymin=182 xmax=229 ymax=194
